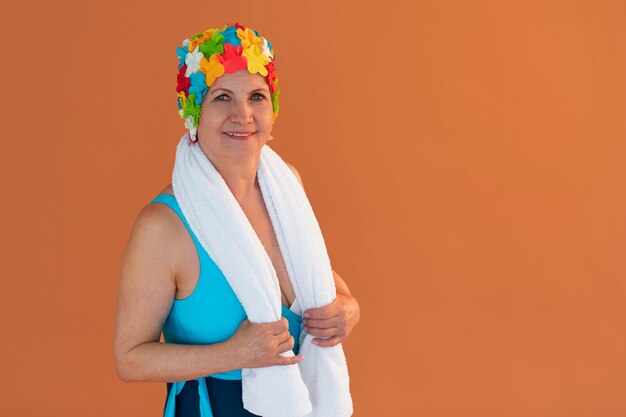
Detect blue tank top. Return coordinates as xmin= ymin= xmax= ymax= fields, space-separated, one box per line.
xmin=150 ymin=193 xmax=303 ymax=417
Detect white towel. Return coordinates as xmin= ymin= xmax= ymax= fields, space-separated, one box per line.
xmin=172 ymin=132 xmax=353 ymax=417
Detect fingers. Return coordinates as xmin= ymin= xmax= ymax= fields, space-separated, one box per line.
xmin=275 ymin=334 xmax=304 ymax=366
xmin=303 ymin=316 xmax=340 ymax=329
xmin=270 ymin=317 xmax=289 ymax=335
xmin=276 ymin=334 xmax=295 ymax=354
xmin=277 ymin=354 xmax=304 ymax=366
xmin=312 ymin=335 xmax=341 ymax=347
xmin=270 ymin=319 xmax=294 ymax=354
xmin=303 ymin=300 xmax=339 ymax=320
xmin=303 ymin=319 xmax=345 ymax=346
xmin=304 ymin=325 xmax=341 ymax=338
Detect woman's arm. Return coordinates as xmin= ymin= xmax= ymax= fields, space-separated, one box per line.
xmin=113 ymin=204 xmax=239 ymax=383
xmin=333 ymin=269 xmax=353 ymax=296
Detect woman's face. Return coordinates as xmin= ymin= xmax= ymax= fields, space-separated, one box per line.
xmin=196 ymin=70 xmax=275 ymax=163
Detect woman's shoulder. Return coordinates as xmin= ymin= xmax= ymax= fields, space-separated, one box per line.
xmin=120 ymin=188 xmax=182 ymax=289
xmin=133 ymin=184 xmax=179 ymax=240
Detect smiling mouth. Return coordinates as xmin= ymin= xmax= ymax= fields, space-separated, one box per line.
xmin=223 ymin=131 xmax=256 ymax=139
xmin=224 ymin=132 xmax=255 ymax=138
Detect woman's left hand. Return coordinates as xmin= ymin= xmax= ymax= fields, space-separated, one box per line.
xmin=302 ymin=293 xmax=361 ymax=347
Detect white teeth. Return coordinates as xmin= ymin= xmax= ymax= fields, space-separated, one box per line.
xmin=225 ymin=132 xmax=252 ymax=137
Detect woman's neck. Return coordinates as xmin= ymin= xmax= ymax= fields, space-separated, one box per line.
xmin=208 ymin=153 xmax=261 ymax=201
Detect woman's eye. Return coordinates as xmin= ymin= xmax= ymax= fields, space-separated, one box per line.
xmin=214 ymin=93 xmax=266 ymax=102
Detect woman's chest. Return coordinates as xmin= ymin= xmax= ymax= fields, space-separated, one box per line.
xmin=173 ymin=200 xmax=295 ymax=304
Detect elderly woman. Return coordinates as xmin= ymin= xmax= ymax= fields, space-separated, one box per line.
xmin=113 ymin=23 xmax=360 ymax=417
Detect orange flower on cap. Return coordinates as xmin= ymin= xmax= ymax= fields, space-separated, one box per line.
xmin=188 ymin=32 xmax=211 ymax=52
xmin=204 ymin=26 xmax=225 ymax=38
xmin=200 ymin=53 xmax=225 ymax=86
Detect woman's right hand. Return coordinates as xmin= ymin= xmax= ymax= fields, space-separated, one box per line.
xmin=225 ymin=317 xmax=304 ymax=369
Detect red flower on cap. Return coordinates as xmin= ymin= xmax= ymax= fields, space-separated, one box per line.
xmin=265 ymin=61 xmax=278 ymax=93
xmin=221 ymin=43 xmax=247 ymax=74
xmin=176 ymin=65 xmax=190 ymax=93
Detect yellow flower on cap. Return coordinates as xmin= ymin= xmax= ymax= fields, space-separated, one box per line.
xmin=176 ymin=91 xmax=187 ymax=109
xmin=206 ymin=25 xmax=227 ymax=37
xmin=236 ymin=27 xmax=263 ymax=49
xmin=200 ymin=53 xmax=225 ymax=86
xmin=242 ymin=44 xmax=270 ymax=76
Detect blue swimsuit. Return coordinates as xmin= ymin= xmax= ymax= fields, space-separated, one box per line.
xmin=150 ymin=194 xmax=303 ymax=417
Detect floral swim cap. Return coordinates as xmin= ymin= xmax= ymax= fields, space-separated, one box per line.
xmin=175 ymin=22 xmax=280 ymax=142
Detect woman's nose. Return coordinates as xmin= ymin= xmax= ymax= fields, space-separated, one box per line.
xmin=230 ymin=100 xmax=254 ymax=124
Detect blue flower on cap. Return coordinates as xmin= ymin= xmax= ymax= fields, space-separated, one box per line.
xmin=220 ymin=26 xmax=241 ymax=47
xmin=176 ymin=46 xmax=187 ymax=66
xmin=188 ymin=72 xmax=208 ymax=106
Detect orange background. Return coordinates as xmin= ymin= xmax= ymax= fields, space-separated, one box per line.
xmin=1 ymin=1 xmax=625 ymax=416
